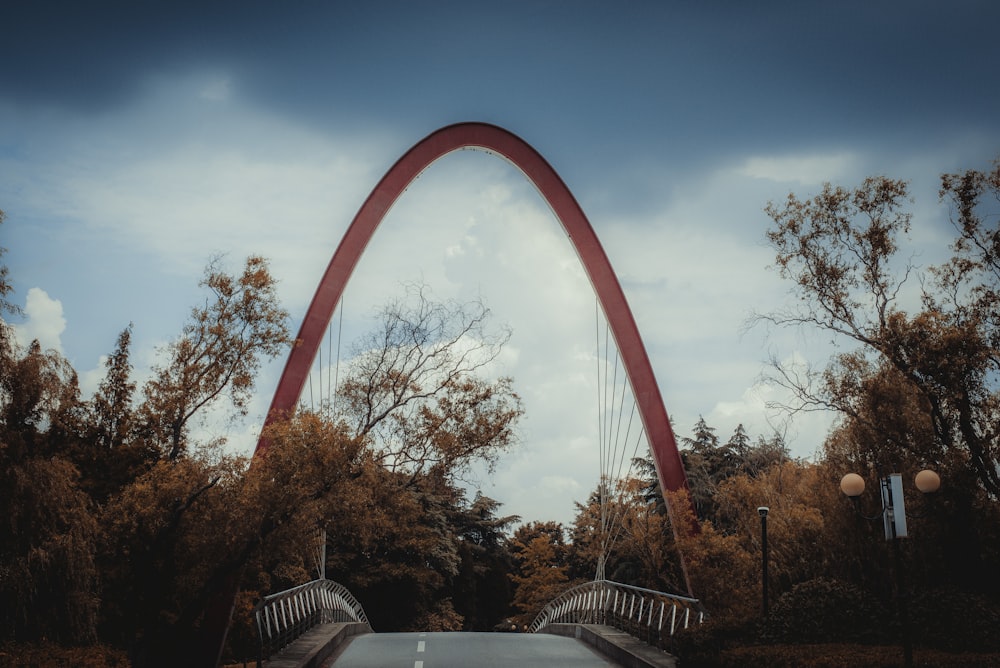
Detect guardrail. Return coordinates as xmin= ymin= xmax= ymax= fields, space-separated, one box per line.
xmin=254 ymin=578 xmax=371 ymax=660
xmin=529 ymin=579 xmax=705 ymax=647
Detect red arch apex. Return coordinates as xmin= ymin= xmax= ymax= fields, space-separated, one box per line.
xmin=256 ymin=120 xmax=690 ymax=501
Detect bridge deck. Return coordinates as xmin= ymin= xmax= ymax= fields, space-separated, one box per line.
xmin=261 ymin=624 xmax=677 ymax=668
xmin=326 ymin=631 xmax=618 ymax=667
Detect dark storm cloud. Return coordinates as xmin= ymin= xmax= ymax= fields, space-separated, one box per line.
xmin=2 ymin=2 xmax=220 ymax=110
xmin=2 ymin=0 xmax=997 ymax=173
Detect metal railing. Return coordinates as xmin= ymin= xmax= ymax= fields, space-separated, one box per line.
xmin=529 ymin=579 xmax=705 ymax=647
xmin=253 ymin=578 xmax=371 ymax=660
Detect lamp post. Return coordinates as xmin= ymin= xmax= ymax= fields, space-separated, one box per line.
xmin=839 ymin=469 xmax=940 ymax=668
xmin=757 ymin=506 xmax=769 ymax=618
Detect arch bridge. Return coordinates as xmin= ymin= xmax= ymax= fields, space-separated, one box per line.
xmin=211 ymin=122 xmax=702 ymax=666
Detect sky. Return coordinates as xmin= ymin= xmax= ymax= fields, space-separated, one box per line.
xmin=2 ymin=1 xmax=999 ymax=526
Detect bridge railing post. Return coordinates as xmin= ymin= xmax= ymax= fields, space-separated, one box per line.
xmin=251 ymin=578 xmax=371 ymax=660
xmin=529 ymin=579 xmax=706 ymax=648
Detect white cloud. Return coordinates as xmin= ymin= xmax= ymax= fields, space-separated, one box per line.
xmin=708 ymin=373 xmax=836 ymax=459
xmin=199 ymin=77 xmax=233 ymax=102
xmin=14 ymin=287 xmax=66 ymax=353
xmin=78 ymin=356 xmax=109 ymax=398
xmin=3 ymin=70 xmax=969 ymax=527
xmin=737 ymin=152 xmax=859 ymax=185
xmin=276 ymin=150 xmax=844 ymax=523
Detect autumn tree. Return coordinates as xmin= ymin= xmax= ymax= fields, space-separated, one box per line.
xmin=680 ymin=416 xmax=722 ymax=522
xmin=509 ymin=521 xmax=571 ymax=627
xmin=0 ymin=257 xmax=99 ymax=643
xmin=0 ymin=208 xmax=17 ymax=324
xmin=757 ymin=160 xmax=1000 ymax=496
xmin=449 ymin=493 xmax=519 ymax=631
xmin=2 ymin=240 xmax=525 ymax=658
xmin=668 ymin=488 xmax=757 ymax=624
xmin=96 ymin=256 xmax=291 ymax=665
xmin=324 ymin=463 xmax=465 ymax=631
xmin=245 ymin=432 xmax=517 ymax=634
xmin=568 ymin=484 xmax=619 ymax=582
xmin=98 ymin=453 xmax=246 ymax=656
xmin=234 ymin=285 xmax=524 ymax=636
xmin=569 ymin=473 xmax=686 ymax=594
xmin=71 ymin=325 xmax=160 ymax=503
xmin=820 ymin=385 xmax=1000 ymax=601
xmin=679 ymin=418 xmax=788 ymax=529
xmin=716 ymin=462 xmax=843 ymax=592
xmin=743 ymin=432 xmax=790 ymax=478
xmin=333 ymin=283 xmax=521 ymax=483
xmin=138 ymin=255 xmax=290 ymax=461
xmin=90 ymin=326 xmax=136 ymax=453
xmin=325 ymin=285 xmax=522 ymax=630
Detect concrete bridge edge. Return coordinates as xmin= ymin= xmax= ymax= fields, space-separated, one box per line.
xmin=262 ymin=622 xmax=370 ymax=668
xmin=541 ymin=623 xmax=679 ymax=668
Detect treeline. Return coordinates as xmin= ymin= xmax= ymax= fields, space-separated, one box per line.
xmin=503 ymin=154 xmax=1000 ymax=661
xmin=671 ymin=157 xmax=1000 ymax=661
xmin=0 ymin=231 xmax=531 ymax=666
xmin=4 ymin=154 xmax=1000 ymax=666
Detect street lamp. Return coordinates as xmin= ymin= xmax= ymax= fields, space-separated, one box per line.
xmin=757 ymin=506 xmax=769 ymax=618
xmin=839 ymin=469 xmax=940 ymax=668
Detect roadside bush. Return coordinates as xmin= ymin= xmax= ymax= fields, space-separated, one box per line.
xmin=761 ymin=577 xmax=889 ymax=645
xmin=909 ymin=588 xmax=1000 ymax=652
xmin=669 ymin=621 xmax=724 ymax=666
xmin=669 ymin=617 xmax=759 ymax=666
xmin=0 ymin=643 xmax=128 ymax=667
xmin=719 ymin=643 xmax=1000 ymax=667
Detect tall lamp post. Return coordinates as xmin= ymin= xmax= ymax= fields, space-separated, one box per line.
xmin=839 ymin=469 xmax=940 ymax=668
xmin=757 ymin=507 xmax=769 ymax=618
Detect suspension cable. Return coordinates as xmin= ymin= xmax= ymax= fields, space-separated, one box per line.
xmin=593 ymin=297 xmax=652 ymax=582
xmin=317 ymin=328 xmax=323 ymax=410
xmin=307 ymin=368 xmax=314 ymax=412
xmin=332 ymin=294 xmax=344 ymax=416
xmin=604 ymin=424 xmax=647 ymax=562
xmin=591 ymin=303 xmax=602 ymax=576
xmin=606 ymin=345 xmax=622 ymax=497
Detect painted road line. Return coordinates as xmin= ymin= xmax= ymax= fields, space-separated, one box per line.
xmin=417 ymin=640 xmax=426 ymax=652
xmin=414 ymin=662 xmax=423 ymax=668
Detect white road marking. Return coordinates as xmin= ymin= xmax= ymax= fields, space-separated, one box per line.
xmin=417 ymin=640 xmax=426 ymax=652
xmin=414 ymin=662 xmax=424 ymax=668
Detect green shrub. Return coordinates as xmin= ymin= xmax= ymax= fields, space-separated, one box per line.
xmin=669 ymin=618 xmax=760 ymax=666
xmin=719 ymin=643 xmax=1000 ymax=667
xmin=761 ymin=577 xmax=889 ymax=645
xmin=669 ymin=621 xmax=724 ymax=665
xmin=909 ymin=588 xmax=1000 ymax=652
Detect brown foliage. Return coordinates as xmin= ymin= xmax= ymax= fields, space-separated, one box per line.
xmin=716 ymin=462 xmax=841 ymax=591
xmin=718 ymin=644 xmax=1000 ymax=668
xmin=759 ymin=159 xmax=1000 ymax=497
xmin=569 ymin=476 xmax=686 ymax=593
xmin=334 ymin=283 xmax=521 ymax=482
xmin=0 ymin=325 xmax=99 ymax=643
xmin=139 ymin=256 xmax=290 ymax=460
xmin=667 ymin=489 xmax=756 ymax=622
xmin=509 ymin=525 xmax=571 ymax=626
xmin=0 ymin=209 xmax=16 ymax=322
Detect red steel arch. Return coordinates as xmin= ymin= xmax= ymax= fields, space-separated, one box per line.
xmin=196 ymin=123 xmax=700 ymax=664
xmin=256 ymin=122 xmax=691 ymax=508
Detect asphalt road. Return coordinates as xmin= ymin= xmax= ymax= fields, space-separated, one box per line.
xmin=326 ymin=631 xmax=620 ymax=667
